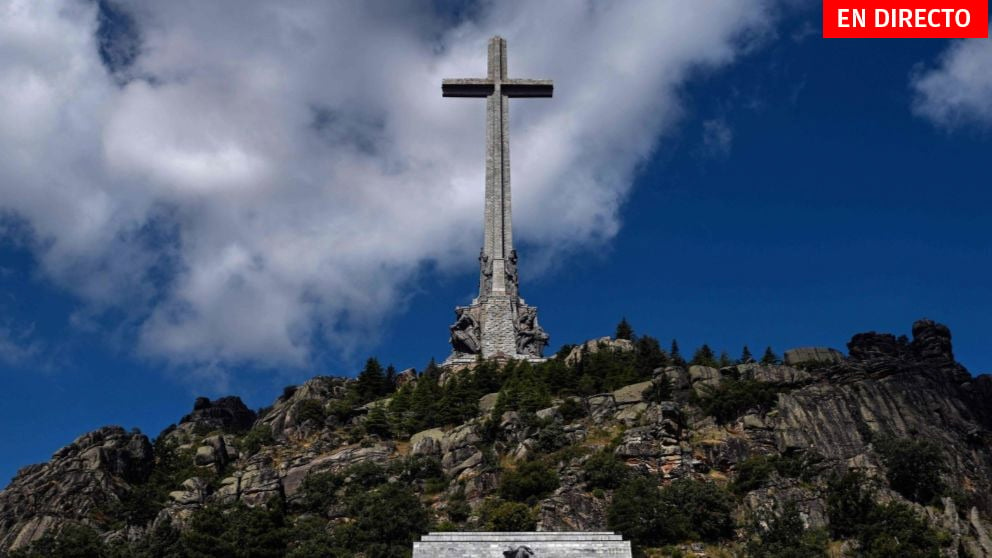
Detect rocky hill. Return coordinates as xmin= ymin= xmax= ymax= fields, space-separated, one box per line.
xmin=1 ymin=319 xmax=990 ymax=557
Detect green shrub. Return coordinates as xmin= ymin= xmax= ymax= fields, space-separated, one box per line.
xmin=583 ymin=451 xmax=629 ymax=490
xmin=826 ymin=471 xmax=877 ymax=539
xmin=481 ymin=500 xmax=536 ymax=531
xmin=446 ymin=489 xmax=472 ymax=523
xmin=826 ymin=470 xmax=946 ymax=557
xmin=181 ymin=501 xmax=289 ymax=558
xmin=294 ymin=399 xmax=326 ymax=425
xmin=285 ymin=516 xmax=346 ymax=558
xmin=663 ymin=478 xmax=735 ymax=541
xmin=607 ymin=477 xmax=684 ymax=550
xmin=534 ymin=423 xmax=569 ymax=453
xmin=732 ymin=452 xmax=823 ymax=495
xmin=695 ymin=378 xmax=780 ymax=424
xmin=875 ymin=436 xmax=946 ymax=504
xmin=746 ymin=501 xmax=828 ymax=558
xmin=363 ymin=406 xmax=392 ymax=439
xmin=389 ymin=455 xmax=445 ymax=487
xmin=690 ymin=344 xmax=719 ymax=367
xmin=858 ymin=502 xmax=945 ymax=557
xmin=239 ymin=424 xmax=275 ymax=457
xmin=732 ymin=455 xmax=777 ymax=494
xmin=338 ymin=483 xmax=428 ymax=554
xmin=499 ymin=461 xmax=559 ymax=503
xmin=557 ymin=398 xmax=587 ymax=422
xmin=9 ymin=524 xmax=111 ymax=558
xmin=643 ymin=375 xmax=672 ymax=403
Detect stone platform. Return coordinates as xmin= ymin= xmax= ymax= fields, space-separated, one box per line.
xmin=412 ymin=532 xmax=632 ymax=557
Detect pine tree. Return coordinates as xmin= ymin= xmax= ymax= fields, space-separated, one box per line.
xmin=364 ymin=406 xmax=392 ymax=439
xmin=690 ymin=344 xmax=719 ymax=368
xmin=408 ymin=359 xmax=442 ymax=430
xmin=718 ymin=351 xmax=733 ymax=368
xmin=356 ymin=357 xmax=386 ymax=403
xmin=615 ymin=317 xmax=635 ymax=341
xmin=739 ymin=345 xmax=754 ymax=364
xmin=670 ymin=339 xmax=686 ymax=367
xmin=761 ymin=346 xmax=779 ymax=365
xmin=384 ymin=365 xmax=397 ymax=394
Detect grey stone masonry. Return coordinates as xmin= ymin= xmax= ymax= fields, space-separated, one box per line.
xmin=413 ymin=532 xmax=632 ymax=558
xmin=442 ymin=37 xmax=551 ymax=364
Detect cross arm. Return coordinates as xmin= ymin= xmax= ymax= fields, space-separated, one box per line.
xmin=442 ymin=79 xmax=494 ymax=97
xmin=502 ymin=79 xmax=553 ymax=98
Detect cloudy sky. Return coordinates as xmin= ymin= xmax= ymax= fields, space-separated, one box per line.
xmin=1 ymin=0 xmax=991 ymax=481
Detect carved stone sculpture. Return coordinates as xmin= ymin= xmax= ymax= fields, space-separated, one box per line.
xmin=479 ymin=250 xmax=493 ymax=295
xmin=505 ymin=249 xmax=519 ymax=296
xmin=449 ymin=306 xmax=481 ymax=355
xmin=503 ymin=546 xmax=535 ymax=558
xmin=514 ymin=306 xmax=549 ymax=357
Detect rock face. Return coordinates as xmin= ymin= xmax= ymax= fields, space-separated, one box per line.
xmin=165 ymin=396 xmax=256 ymax=442
xmin=1 ymin=318 xmax=991 ymax=556
xmin=783 ymin=347 xmax=845 ymax=366
xmin=564 ymin=337 xmax=634 ymax=366
xmin=0 ymin=426 xmax=153 ymax=550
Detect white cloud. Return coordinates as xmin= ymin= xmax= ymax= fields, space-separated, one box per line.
xmin=912 ymin=30 xmax=992 ymax=129
xmin=0 ymin=0 xmax=776 ymax=378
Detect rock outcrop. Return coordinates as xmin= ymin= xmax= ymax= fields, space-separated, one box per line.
xmin=0 ymin=426 xmax=153 ymax=549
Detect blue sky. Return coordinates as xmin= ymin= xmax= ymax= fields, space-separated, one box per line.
xmin=0 ymin=1 xmax=990 ymax=484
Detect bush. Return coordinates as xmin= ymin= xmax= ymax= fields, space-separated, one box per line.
xmin=557 ymin=398 xmax=587 ymax=422
xmin=285 ymin=517 xmax=346 ymax=558
xmin=875 ymin=436 xmax=946 ymax=504
xmin=499 ymin=461 xmax=559 ymax=503
xmin=294 ymin=399 xmax=326 ymax=425
xmin=299 ymin=470 xmax=346 ymax=514
xmin=608 ymin=477 xmax=683 ymax=550
xmin=583 ymin=451 xmax=629 ymax=490
xmin=732 ymin=452 xmax=823 ymax=494
xmin=642 ymin=375 xmax=672 ymax=404
xmin=481 ymin=500 xmax=536 ymax=531
xmin=826 ymin=470 xmax=946 ymax=557
xmin=9 ymin=524 xmax=111 ymax=558
xmin=340 ymin=483 xmax=428 ymax=554
xmin=446 ymin=488 xmax=471 ymax=523
xmin=608 ymin=477 xmax=734 ymax=551
xmin=858 ymin=502 xmax=946 ymax=557
xmin=239 ymin=424 xmax=275 ymax=456
xmin=733 ymin=455 xmax=777 ymax=495
xmin=182 ymin=501 xmax=289 ymax=558
xmin=663 ymin=478 xmax=735 ymax=541
xmin=826 ymin=471 xmax=877 ymax=539
xmin=534 ymin=423 xmax=569 ymax=453
xmin=363 ymin=406 xmax=392 ymax=439
xmin=746 ymin=502 xmax=828 ymax=558
xmin=690 ymin=344 xmax=719 ymax=368
xmin=695 ymin=378 xmax=780 ymax=424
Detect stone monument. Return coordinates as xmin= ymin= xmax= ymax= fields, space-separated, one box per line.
xmin=413 ymin=532 xmax=632 ymax=558
xmin=443 ymin=36 xmax=551 ymax=365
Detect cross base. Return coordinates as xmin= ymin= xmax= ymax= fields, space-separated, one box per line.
xmin=444 ymin=295 xmax=549 ymax=366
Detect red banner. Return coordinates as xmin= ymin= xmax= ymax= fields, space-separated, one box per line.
xmin=823 ymin=0 xmax=989 ymax=38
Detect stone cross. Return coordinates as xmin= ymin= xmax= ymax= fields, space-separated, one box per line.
xmin=442 ymin=36 xmax=552 ymax=362
xmin=443 ymin=36 xmax=552 ymax=298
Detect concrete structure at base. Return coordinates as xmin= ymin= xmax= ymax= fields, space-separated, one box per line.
xmin=442 ymin=37 xmax=551 ymax=365
xmin=412 ymin=532 xmax=632 ymax=558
